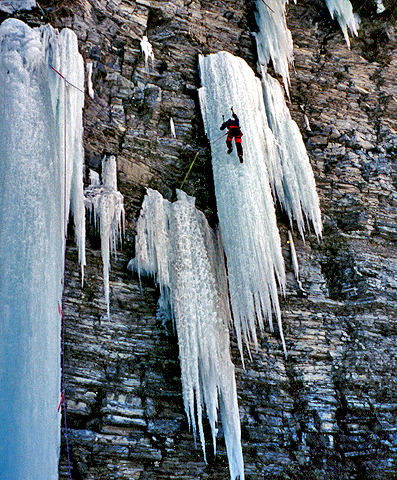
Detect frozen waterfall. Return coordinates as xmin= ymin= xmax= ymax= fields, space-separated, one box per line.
xmin=0 ymin=19 xmax=85 ymax=479
xmin=198 ymin=51 xmax=287 ymax=359
xmin=85 ymin=155 xmax=125 ymax=317
xmin=260 ymin=69 xmax=322 ymax=239
xmin=131 ymin=188 xmax=244 ymax=480
xmin=254 ymin=0 xmax=294 ymax=95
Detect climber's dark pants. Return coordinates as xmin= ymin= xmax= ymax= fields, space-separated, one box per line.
xmin=226 ymin=131 xmax=243 ymax=157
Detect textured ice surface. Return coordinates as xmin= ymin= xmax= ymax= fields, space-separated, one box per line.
xmin=325 ymin=0 xmax=359 ymax=47
xmin=86 ymin=60 xmax=94 ymax=99
xmin=85 ymin=156 xmax=125 ymax=317
xmin=0 ymin=0 xmax=36 ymax=13
xmin=0 ymin=19 xmax=85 ymax=479
xmin=199 ymin=51 xmax=287 ymax=358
xmin=261 ymin=69 xmax=322 ymax=239
xmin=132 ymin=189 xmax=244 ymax=480
xmin=254 ymin=0 xmax=294 ymax=95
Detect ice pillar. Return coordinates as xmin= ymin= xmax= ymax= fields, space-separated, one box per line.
xmin=0 ymin=19 xmax=85 ymax=479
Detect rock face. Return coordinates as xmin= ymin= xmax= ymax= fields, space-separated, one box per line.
xmin=3 ymin=0 xmax=397 ymax=479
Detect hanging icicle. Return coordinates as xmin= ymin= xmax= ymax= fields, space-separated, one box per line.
xmin=130 ymin=188 xmax=245 ymax=480
xmin=85 ymin=155 xmax=125 ymax=318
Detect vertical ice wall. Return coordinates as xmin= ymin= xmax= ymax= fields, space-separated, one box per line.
xmin=198 ymin=51 xmax=287 ymax=358
xmin=85 ymin=155 xmax=125 ymax=317
xmin=0 ymin=19 xmax=85 ymax=479
xmin=254 ymin=0 xmax=294 ymax=95
xmin=132 ymin=189 xmax=244 ymax=480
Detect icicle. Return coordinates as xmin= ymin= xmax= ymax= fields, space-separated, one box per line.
xmin=198 ymin=51 xmax=287 ymax=359
xmin=86 ymin=60 xmax=95 ymax=99
xmin=260 ymin=69 xmax=322 ymax=240
xmin=140 ymin=35 xmax=154 ymax=73
xmin=132 ymin=188 xmax=245 ymax=480
xmin=254 ymin=0 xmax=294 ymax=96
xmin=42 ymin=24 xmax=87 ymax=280
xmin=85 ymin=155 xmax=125 ymax=317
xmin=288 ymin=230 xmax=307 ymax=293
xmin=324 ymin=0 xmax=359 ymax=48
xmin=170 ymin=116 xmax=176 ymax=138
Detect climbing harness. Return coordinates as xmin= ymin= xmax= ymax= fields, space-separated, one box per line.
xmin=180 ymin=132 xmax=227 ymax=189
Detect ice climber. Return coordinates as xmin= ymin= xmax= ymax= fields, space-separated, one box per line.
xmin=220 ymin=107 xmax=244 ymax=163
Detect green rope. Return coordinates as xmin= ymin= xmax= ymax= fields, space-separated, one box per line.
xmin=179 ymin=133 xmax=227 ymax=190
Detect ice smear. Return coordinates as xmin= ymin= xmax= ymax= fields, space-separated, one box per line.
xmin=260 ymin=69 xmax=322 ymax=239
xmin=324 ymin=0 xmax=359 ymax=47
xmin=0 ymin=0 xmax=36 ymax=14
xmin=130 ymin=188 xmax=244 ymax=480
xmin=254 ymin=0 xmax=294 ymax=95
xmin=0 ymin=18 xmax=85 ymax=479
xmin=85 ymin=155 xmax=125 ymax=317
xmin=198 ymin=51 xmax=286 ymax=359
xmin=140 ymin=35 xmax=154 ymax=73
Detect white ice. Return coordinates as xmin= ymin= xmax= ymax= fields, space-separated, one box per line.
xmin=0 ymin=18 xmax=85 ymax=479
xmin=254 ymin=0 xmax=294 ymax=95
xmin=199 ymin=51 xmax=287 ymax=359
xmin=288 ymin=230 xmax=304 ymax=290
xmin=86 ymin=60 xmax=95 ymax=99
xmin=89 ymin=168 xmax=101 ymax=186
xmin=131 ymin=188 xmax=244 ymax=480
xmin=170 ymin=116 xmax=176 ymax=138
xmin=85 ymin=155 xmax=125 ymax=318
xmin=140 ymin=35 xmax=154 ymax=73
xmin=0 ymin=0 xmax=36 ymax=14
xmin=324 ymin=0 xmax=359 ymax=47
xmin=375 ymin=0 xmax=386 ymax=14
xmin=260 ymin=69 xmax=322 ymax=239
xmin=42 ymin=23 xmax=87 ymax=278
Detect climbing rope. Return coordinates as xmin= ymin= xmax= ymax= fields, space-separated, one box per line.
xmin=180 ymin=132 xmax=227 ymax=189
xmin=51 ymin=64 xmax=78 ymax=480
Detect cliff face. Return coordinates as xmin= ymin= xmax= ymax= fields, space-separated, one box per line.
xmin=3 ymin=1 xmax=397 ymax=478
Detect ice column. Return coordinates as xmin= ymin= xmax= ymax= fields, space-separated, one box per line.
xmin=132 ymin=188 xmax=244 ymax=480
xmin=254 ymin=0 xmax=294 ymax=95
xmin=199 ymin=51 xmax=287 ymax=358
xmin=0 ymin=19 xmax=85 ymax=479
xmin=85 ymin=155 xmax=125 ymax=317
